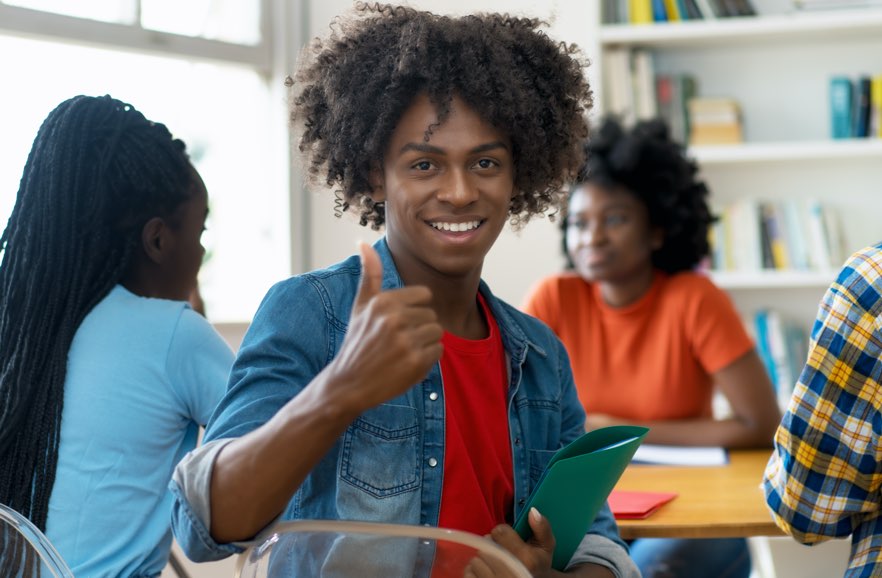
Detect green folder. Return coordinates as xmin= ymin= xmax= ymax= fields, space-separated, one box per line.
xmin=513 ymin=425 xmax=649 ymax=570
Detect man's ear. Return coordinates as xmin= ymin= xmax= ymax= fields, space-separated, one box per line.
xmin=141 ymin=217 xmax=170 ymax=265
xmin=368 ymin=166 xmax=386 ymax=203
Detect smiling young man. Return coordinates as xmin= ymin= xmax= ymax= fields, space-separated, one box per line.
xmin=170 ymin=5 xmax=637 ymax=577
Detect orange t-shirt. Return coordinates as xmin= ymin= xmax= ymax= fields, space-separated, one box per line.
xmin=522 ymin=270 xmax=753 ymax=421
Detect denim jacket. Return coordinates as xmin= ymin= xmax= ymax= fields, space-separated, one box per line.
xmin=170 ymin=238 xmax=636 ymax=576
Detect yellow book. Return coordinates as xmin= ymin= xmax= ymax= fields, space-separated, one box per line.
xmin=630 ymin=0 xmax=654 ymax=23
xmin=664 ymin=0 xmax=682 ymax=20
xmin=871 ymin=74 xmax=882 ymax=138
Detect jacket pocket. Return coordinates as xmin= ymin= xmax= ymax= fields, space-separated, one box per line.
xmin=340 ymin=404 xmax=421 ymax=497
xmin=528 ymin=448 xmax=557 ymax=488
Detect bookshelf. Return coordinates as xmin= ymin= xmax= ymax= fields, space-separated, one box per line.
xmin=589 ymin=3 xmax=882 ymax=406
xmin=598 ymin=9 xmax=882 ymax=46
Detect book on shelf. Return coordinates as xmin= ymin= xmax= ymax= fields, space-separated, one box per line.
xmin=853 ymin=76 xmax=872 ymax=138
xmin=830 ymin=76 xmax=854 ymax=139
xmin=760 ymin=202 xmax=790 ymax=270
xmin=871 ymin=75 xmax=882 ymax=137
xmin=603 ymin=47 xmax=636 ymax=126
xmin=753 ymin=309 xmax=808 ymax=411
xmin=602 ymin=0 xmax=626 ymax=23
xmin=652 ymin=0 xmax=669 ymax=20
xmin=682 ymin=0 xmax=706 ymax=18
xmin=687 ymin=97 xmax=743 ymax=145
xmin=513 ymin=425 xmax=648 ymax=570
xmin=630 ymin=0 xmax=654 ymax=23
xmin=693 ymin=0 xmax=722 ymax=17
xmin=656 ymin=74 xmax=696 ymax=145
xmin=602 ymin=47 xmax=661 ymax=127
xmin=710 ymin=199 xmax=843 ymax=274
xmin=603 ymin=0 xmax=759 ymax=22
xmin=715 ymin=0 xmax=757 ymax=15
xmin=633 ymin=50 xmax=658 ymax=121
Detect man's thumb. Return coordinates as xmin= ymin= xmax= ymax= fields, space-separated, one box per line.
xmin=354 ymin=241 xmax=382 ymax=309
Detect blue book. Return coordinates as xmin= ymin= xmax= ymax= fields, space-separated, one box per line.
xmin=830 ymin=76 xmax=853 ymax=139
xmin=853 ymin=76 xmax=871 ymax=138
xmin=652 ymin=0 xmax=669 ymax=20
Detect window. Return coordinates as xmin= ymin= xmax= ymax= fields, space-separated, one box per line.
xmin=0 ymin=0 xmax=290 ymax=322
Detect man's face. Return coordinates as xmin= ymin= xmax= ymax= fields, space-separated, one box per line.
xmin=374 ymin=93 xmax=515 ymax=286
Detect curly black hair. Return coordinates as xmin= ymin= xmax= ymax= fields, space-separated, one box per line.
xmin=561 ymin=117 xmax=715 ymax=273
xmin=287 ymin=2 xmax=593 ymax=230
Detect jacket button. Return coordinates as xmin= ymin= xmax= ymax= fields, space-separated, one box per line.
xmin=428 ymin=457 xmax=438 ymax=467
xmin=514 ymin=437 xmax=521 ymax=446
xmin=518 ymin=499 xmax=526 ymax=506
xmin=429 ymin=392 xmax=439 ymax=401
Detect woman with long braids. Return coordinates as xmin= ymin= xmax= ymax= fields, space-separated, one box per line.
xmin=0 ymin=95 xmax=233 ymax=577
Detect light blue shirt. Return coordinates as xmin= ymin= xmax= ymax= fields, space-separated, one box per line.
xmin=171 ymin=238 xmax=638 ymax=577
xmin=46 ymin=285 xmax=234 ymax=578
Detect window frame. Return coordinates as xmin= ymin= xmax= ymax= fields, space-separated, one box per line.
xmin=0 ymin=0 xmax=310 ymax=329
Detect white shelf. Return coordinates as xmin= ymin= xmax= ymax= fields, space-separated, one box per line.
xmin=689 ymin=139 xmax=882 ymax=165
xmin=708 ymin=269 xmax=838 ymax=290
xmin=599 ymin=9 xmax=882 ymax=47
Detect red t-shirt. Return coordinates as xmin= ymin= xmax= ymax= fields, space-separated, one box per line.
xmin=437 ymin=294 xmax=514 ymax=535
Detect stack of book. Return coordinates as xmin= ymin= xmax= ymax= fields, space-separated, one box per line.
xmin=687 ymin=98 xmax=743 ymax=145
xmin=830 ymin=74 xmax=882 ymax=139
xmin=602 ymin=0 xmax=756 ymax=24
xmin=602 ymin=47 xmax=697 ymax=144
xmin=709 ymin=199 xmax=845 ymax=273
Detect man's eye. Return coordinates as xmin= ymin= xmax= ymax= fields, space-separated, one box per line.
xmin=413 ymin=161 xmax=433 ymax=171
xmin=476 ymin=158 xmax=497 ymax=169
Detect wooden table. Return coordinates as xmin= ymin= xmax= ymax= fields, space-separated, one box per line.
xmin=614 ymin=449 xmax=784 ymax=539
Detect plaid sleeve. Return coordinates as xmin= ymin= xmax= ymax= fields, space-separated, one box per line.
xmin=763 ymin=246 xmax=882 ymax=574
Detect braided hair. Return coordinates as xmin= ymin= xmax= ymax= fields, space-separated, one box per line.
xmin=0 ymin=95 xmax=194 ymax=530
xmin=562 ymin=117 xmax=715 ymax=273
xmin=289 ymin=2 xmax=593 ymax=230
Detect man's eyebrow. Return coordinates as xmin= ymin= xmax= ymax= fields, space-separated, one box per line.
xmin=398 ymin=141 xmax=510 ymax=155
xmin=471 ymin=141 xmax=509 ymax=154
xmin=399 ymin=142 xmax=444 ymax=155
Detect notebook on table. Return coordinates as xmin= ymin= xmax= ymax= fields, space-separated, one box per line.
xmin=608 ymin=490 xmax=678 ymax=519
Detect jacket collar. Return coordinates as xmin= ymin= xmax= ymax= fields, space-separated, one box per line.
xmin=373 ymin=237 xmax=546 ymax=360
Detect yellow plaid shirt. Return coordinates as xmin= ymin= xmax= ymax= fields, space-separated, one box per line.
xmin=763 ymin=243 xmax=882 ymax=577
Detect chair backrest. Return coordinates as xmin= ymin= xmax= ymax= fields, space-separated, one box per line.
xmin=235 ymin=519 xmax=532 ymax=578
xmin=0 ymin=503 xmax=74 ymax=578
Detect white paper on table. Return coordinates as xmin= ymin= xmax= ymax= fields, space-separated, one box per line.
xmin=631 ymin=444 xmax=728 ymax=466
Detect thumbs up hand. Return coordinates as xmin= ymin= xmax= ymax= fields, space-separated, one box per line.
xmin=323 ymin=242 xmax=443 ymax=416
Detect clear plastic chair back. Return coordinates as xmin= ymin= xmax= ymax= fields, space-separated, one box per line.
xmin=0 ymin=503 xmax=74 ymax=578
xmin=235 ymin=520 xmax=532 ymax=578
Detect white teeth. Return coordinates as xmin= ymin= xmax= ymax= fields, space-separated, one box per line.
xmin=431 ymin=221 xmax=480 ymax=232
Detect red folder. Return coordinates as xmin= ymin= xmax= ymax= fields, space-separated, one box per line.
xmin=608 ymin=490 xmax=677 ymax=519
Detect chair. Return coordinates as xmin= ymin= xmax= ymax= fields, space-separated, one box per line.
xmin=0 ymin=503 xmax=74 ymax=578
xmin=235 ymin=519 xmax=532 ymax=578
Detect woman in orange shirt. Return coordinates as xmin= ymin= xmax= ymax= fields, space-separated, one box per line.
xmin=523 ymin=118 xmax=780 ymax=578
